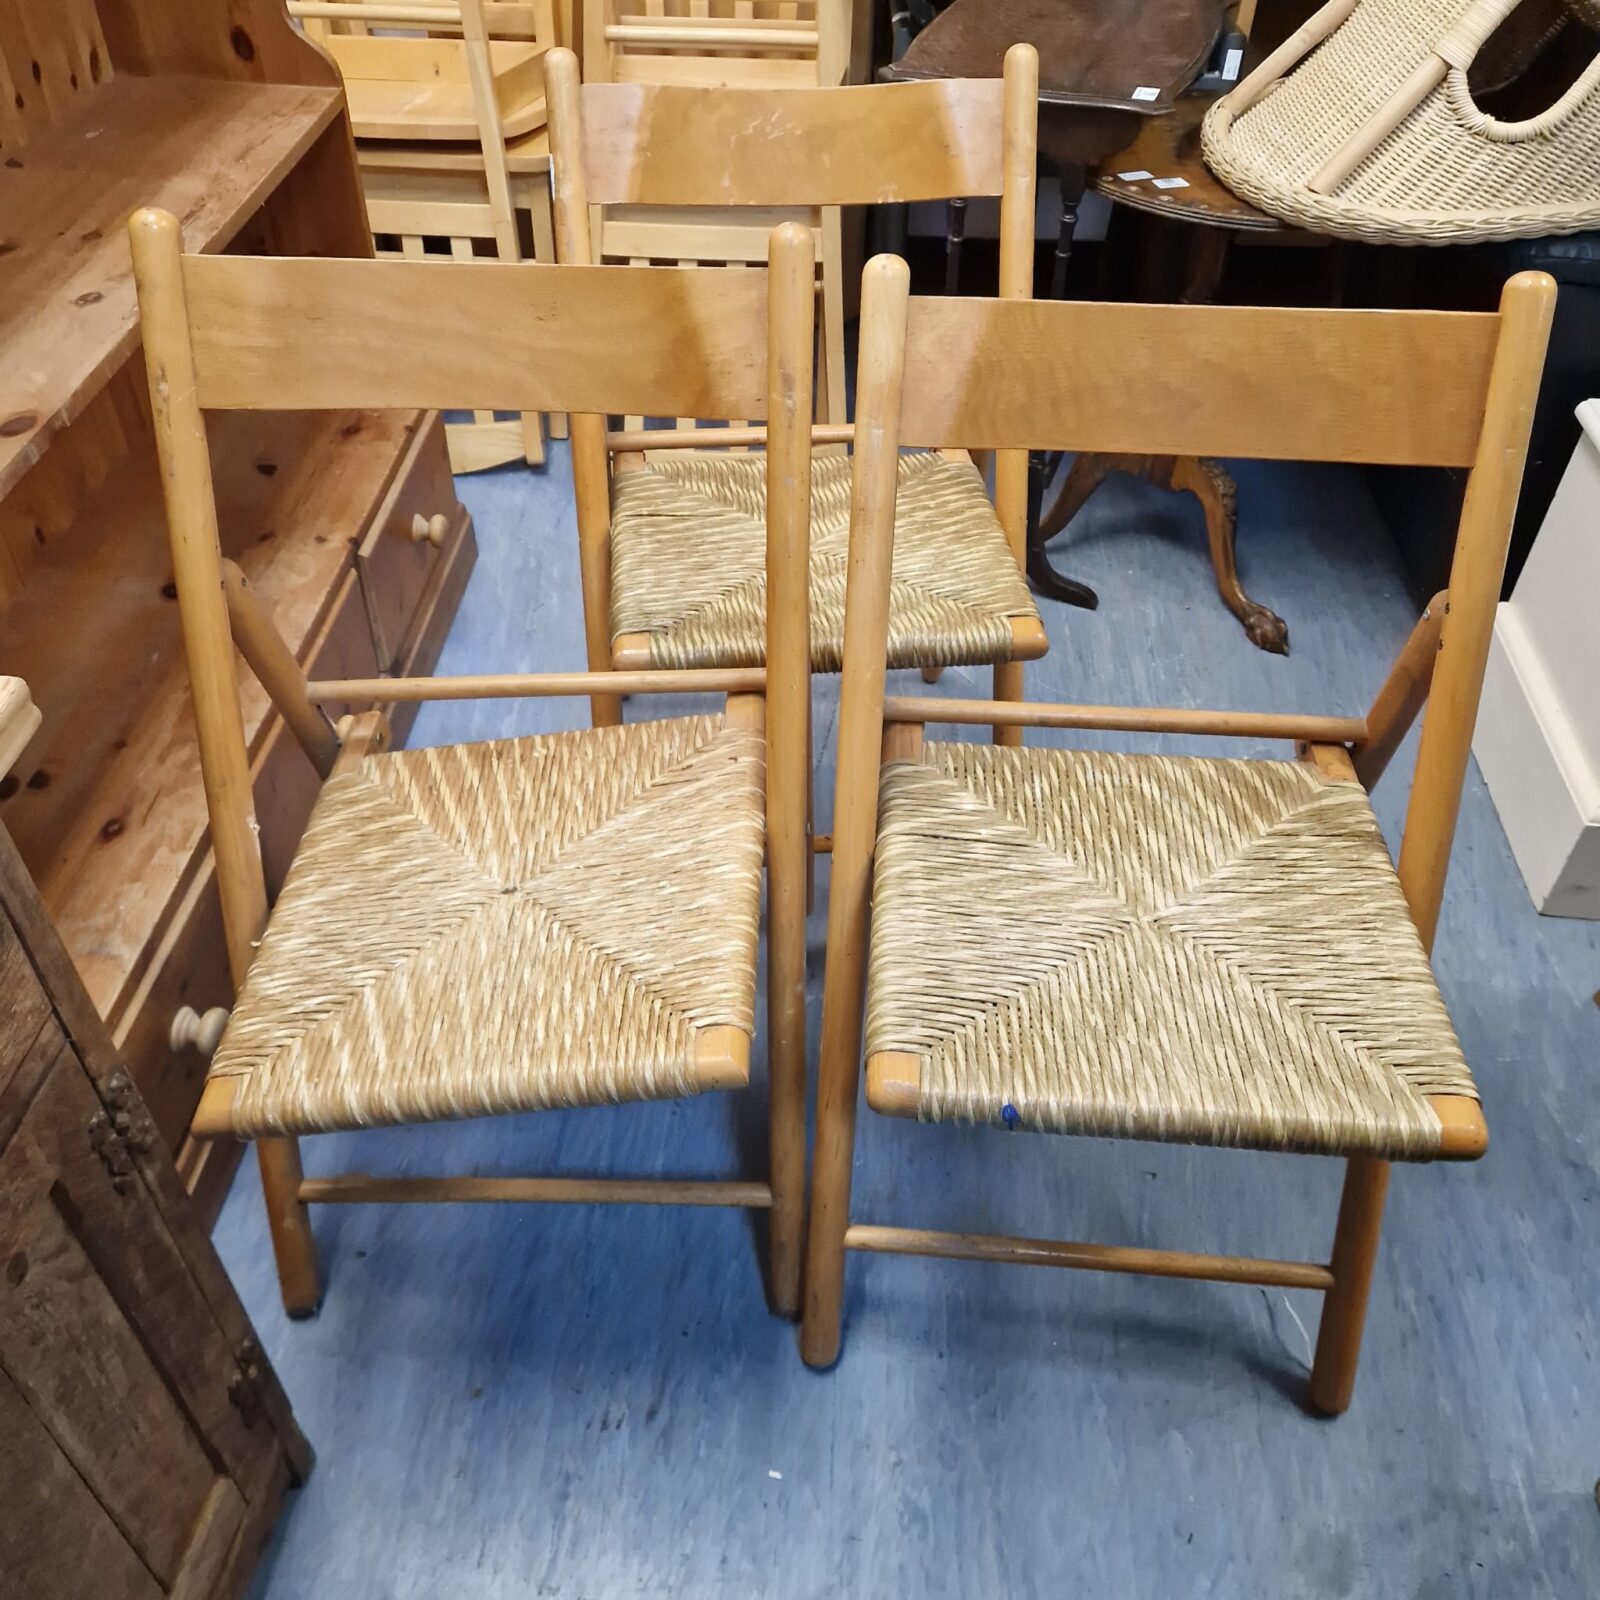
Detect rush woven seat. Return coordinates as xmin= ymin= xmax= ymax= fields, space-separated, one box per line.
xmin=609 ymin=452 xmax=1041 ymax=672
xmin=209 ymin=714 xmax=765 ymax=1137
xmin=1202 ymin=0 xmax=1600 ymax=245
xmin=865 ymin=742 xmax=1475 ymax=1159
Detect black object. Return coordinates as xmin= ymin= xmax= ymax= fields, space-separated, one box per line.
xmin=1371 ymin=231 xmax=1600 ymax=602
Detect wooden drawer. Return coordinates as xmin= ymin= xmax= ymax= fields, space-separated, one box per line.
xmin=356 ymin=410 xmax=468 ymax=673
xmin=115 ymin=570 xmax=380 ymax=1167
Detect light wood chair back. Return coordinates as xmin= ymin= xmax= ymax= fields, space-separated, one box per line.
xmin=840 ymin=254 xmax=1556 ymax=957
xmin=564 ymin=68 xmax=1017 ymax=209
xmin=128 ymin=204 xmax=815 ymax=983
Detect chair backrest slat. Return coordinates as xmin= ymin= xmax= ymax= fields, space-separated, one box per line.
xmin=894 ymin=296 xmax=1503 ymax=467
xmin=179 ymin=255 xmax=771 ymax=420
xmin=575 ymin=78 xmax=1008 ymax=206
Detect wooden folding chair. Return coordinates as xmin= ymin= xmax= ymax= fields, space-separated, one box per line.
xmin=128 ymin=209 xmax=814 ymax=1321
xmin=293 ymin=0 xmax=556 ymax=470
xmin=803 ymin=251 xmax=1554 ymax=1412
xmin=545 ymin=43 xmax=1048 ymax=737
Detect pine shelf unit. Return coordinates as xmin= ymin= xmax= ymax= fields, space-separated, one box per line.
xmin=0 ymin=0 xmax=476 ymax=1219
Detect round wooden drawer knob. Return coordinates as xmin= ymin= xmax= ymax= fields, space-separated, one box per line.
xmin=410 ymin=513 xmax=449 ymax=548
xmin=170 ymin=1005 xmax=231 ymax=1057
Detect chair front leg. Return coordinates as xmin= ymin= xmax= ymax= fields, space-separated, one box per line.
xmin=1308 ymin=1154 xmax=1390 ymax=1414
xmin=258 ymin=1135 xmax=322 ymax=1318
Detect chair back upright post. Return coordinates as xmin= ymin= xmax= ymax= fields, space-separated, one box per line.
xmin=990 ymin=39 xmax=1037 ymax=742
xmin=546 ymin=47 xmax=622 ymax=726
xmin=760 ymin=220 xmax=815 ymax=1310
xmin=799 ymin=252 xmax=910 ymax=1367
xmin=128 ymin=209 xmax=319 ymax=1315
xmin=1394 ymin=273 xmax=1557 ymax=953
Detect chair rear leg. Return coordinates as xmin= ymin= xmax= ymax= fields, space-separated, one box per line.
xmin=1308 ymin=1155 xmax=1390 ymax=1414
xmin=258 ymin=1135 xmax=322 ymax=1318
xmin=992 ymin=661 xmax=1025 ymax=748
xmin=766 ymin=816 xmax=808 ymax=1320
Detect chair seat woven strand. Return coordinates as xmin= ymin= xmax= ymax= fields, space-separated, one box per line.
xmin=865 ymin=742 xmax=1476 ymax=1159
xmin=609 ymin=451 xmax=1039 ymax=671
xmin=209 ymin=715 xmax=765 ymax=1137
xmin=1202 ymin=0 xmax=1600 ymax=245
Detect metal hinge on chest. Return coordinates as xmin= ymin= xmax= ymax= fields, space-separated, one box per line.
xmin=85 ymin=1070 xmax=157 ymax=1195
xmin=228 ymin=1337 xmax=268 ymax=1429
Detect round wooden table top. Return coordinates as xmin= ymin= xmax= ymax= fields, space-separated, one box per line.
xmin=1093 ymin=94 xmax=1283 ymax=233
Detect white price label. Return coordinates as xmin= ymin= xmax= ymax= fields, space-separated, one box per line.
xmin=1131 ymin=85 xmax=1160 ymax=102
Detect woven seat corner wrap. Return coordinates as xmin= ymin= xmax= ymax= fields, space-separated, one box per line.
xmin=207 ymin=715 xmax=765 ymax=1137
xmin=1201 ymin=0 xmax=1600 ymax=245
xmin=865 ymin=743 xmax=1477 ymax=1160
xmin=608 ymin=451 xmax=1041 ymax=672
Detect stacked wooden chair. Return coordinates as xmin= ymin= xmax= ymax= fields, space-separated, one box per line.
xmin=544 ymin=44 xmax=1046 ymax=731
xmin=293 ymin=0 xmax=561 ymax=469
xmin=129 ymin=208 xmax=817 ymax=1320
xmin=580 ymin=1 xmax=858 ymax=427
xmin=804 ymin=251 xmax=1553 ymax=1411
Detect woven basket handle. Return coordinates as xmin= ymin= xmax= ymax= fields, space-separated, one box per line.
xmin=1300 ymin=0 xmax=1532 ymax=193
xmin=1442 ymin=0 xmax=1600 ymax=139
xmin=1436 ymin=0 xmax=1534 ymax=69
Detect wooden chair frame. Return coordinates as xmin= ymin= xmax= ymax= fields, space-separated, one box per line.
xmin=129 ymin=208 xmax=815 ymax=1321
xmin=802 ymin=252 xmax=1555 ymax=1412
xmin=545 ymin=42 xmax=1045 ymax=733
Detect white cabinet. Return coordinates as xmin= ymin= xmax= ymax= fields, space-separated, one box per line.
xmin=1476 ymin=401 xmax=1600 ymax=918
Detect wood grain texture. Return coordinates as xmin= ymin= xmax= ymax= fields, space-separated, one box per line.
xmin=180 ymin=253 xmax=772 ymax=420
xmin=215 ymin=441 xmax=1600 ymax=1600
xmin=0 ymin=1364 xmax=162 ymax=1600
xmin=576 ymin=75 xmax=1006 ymax=205
xmin=895 ymin=295 xmax=1501 ymax=465
xmin=0 ymin=76 xmax=344 ymax=496
xmin=0 ymin=820 xmax=311 ymax=1596
xmin=0 ymin=1140 xmax=218 ymax=1584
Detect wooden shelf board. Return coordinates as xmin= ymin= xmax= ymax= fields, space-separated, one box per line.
xmin=0 ymin=73 xmax=345 ymax=498
xmin=0 ymin=406 xmax=423 ymax=1023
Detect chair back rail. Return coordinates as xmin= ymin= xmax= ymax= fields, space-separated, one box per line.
xmin=178 ymin=254 xmax=772 ymax=420
xmin=894 ymin=297 xmax=1505 ymax=467
xmin=574 ymin=77 xmax=1010 ymax=206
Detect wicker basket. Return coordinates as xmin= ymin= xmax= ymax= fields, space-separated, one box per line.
xmin=1202 ymin=0 xmax=1600 ymax=244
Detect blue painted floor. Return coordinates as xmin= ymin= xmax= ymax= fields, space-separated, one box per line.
xmin=225 ymin=447 xmax=1600 ymax=1599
